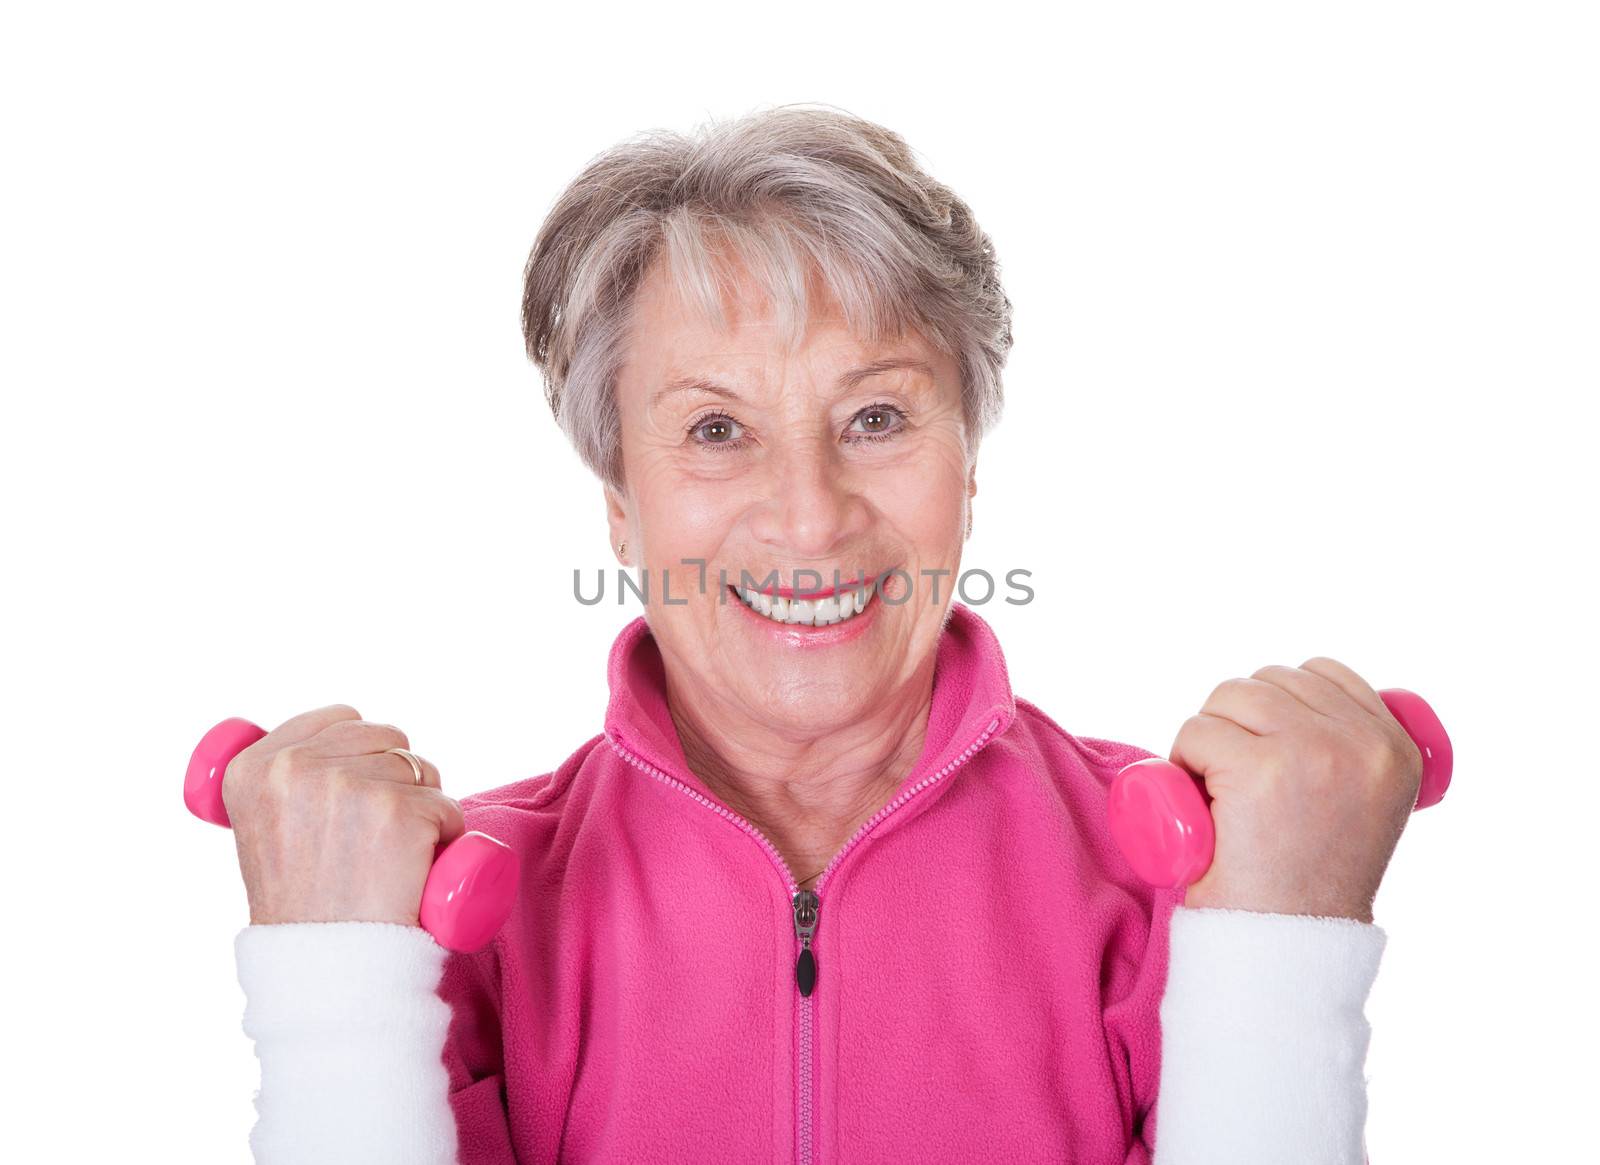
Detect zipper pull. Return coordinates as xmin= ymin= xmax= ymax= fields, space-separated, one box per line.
xmin=792 ymin=889 xmax=819 ymax=997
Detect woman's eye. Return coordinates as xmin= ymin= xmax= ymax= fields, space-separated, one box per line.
xmin=849 ymin=404 xmax=907 ymax=441
xmin=689 ymin=413 xmax=745 ymax=449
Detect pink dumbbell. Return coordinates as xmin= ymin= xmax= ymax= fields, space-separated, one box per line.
xmin=184 ymin=717 xmax=519 ymax=953
xmin=1108 ymin=688 xmax=1453 ymax=889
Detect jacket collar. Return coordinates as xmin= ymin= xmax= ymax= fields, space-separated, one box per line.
xmin=602 ymin=601 xmax=1018 ymax=804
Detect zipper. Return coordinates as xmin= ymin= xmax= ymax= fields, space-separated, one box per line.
xmin=605 ymin=711 xmax=1006 ymax=1165
xmin=793 ymin=888 xmax=820 ymax=1165
xmin=793 ymin=889 xmax=819 ymax=996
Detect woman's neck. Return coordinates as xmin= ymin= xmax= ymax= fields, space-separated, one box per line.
xmin=666 ymin=671 xmax=934 ymax=888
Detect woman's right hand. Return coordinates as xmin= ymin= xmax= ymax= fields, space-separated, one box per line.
xmin=221 ymin=703 xmax=467 ymax=927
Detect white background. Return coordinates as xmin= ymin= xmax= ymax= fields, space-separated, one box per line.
xmin=3 ymin=2 xmax=1594 ymax=1160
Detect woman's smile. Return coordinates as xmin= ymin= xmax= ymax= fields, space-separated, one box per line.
xmin=725 ymin=574 xmax=885 ymax=647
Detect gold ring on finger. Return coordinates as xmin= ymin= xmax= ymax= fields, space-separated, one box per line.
xmin=385 ymin=747 xmax=425 ymax=785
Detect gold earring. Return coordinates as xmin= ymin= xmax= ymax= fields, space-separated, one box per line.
xmin=618 ymin=540 xmax=628 ymax=559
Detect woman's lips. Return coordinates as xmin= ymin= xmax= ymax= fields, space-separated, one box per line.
xmin=726 ymin=578 xmax=883 ymax=646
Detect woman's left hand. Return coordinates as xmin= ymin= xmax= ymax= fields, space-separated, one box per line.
xmin=1169 ymin=657 xmax=1424 ymax=922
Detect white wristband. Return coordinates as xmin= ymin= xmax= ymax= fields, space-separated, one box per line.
xmin=235 ymin=921 xmax=458 ymax=1165
xmin=1153 ymin=905 xmax=1387 ymax=1165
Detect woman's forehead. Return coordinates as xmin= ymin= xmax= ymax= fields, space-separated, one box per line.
xmin=628 ymin=262 xmax=943 ymax=383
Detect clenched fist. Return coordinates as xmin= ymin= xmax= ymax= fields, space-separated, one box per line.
xmin=220 ymin=703 xmax=467 ymax=927
xmin=1171 ymin=658 xmax=1424 ymax=922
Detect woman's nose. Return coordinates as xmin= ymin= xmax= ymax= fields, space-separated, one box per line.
xmin=750 ymin=439 xmax=864 ymax=557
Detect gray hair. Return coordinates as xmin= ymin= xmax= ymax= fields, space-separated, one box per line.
xmin=521 ymin=103 xmax=1014 ymax=493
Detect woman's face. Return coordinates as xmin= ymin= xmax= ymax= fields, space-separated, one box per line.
xmin=607 ymin=255 xmax=976 ymax=741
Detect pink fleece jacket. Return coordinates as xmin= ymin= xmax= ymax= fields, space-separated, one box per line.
xmin=434 ymin=601 xmax=1181 ymax=1163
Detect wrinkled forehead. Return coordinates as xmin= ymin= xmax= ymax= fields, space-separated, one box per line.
xmin=622 ymin=245 xmax=940 ymax=392
xmin=640 ymin=214 xmax=937 ymax=357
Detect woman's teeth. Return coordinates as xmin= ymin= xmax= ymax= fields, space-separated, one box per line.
xmin=733 ymin=584 xmax=876 ymax=627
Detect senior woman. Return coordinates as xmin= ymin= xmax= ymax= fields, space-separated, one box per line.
xmin=229 ymin=106 xmax=1418 ymax=1165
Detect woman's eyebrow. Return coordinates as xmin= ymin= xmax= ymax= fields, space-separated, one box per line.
xmin=838 ymin=357 xmax=934 ymax=391
xmin=651 ymin=378 xmax=742 ymax=407
xmin=651 ymin=357 xmax=934 ymax=407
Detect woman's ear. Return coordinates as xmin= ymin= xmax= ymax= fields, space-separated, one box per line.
xmin=604 ymin=484 xmax=631 ymax=563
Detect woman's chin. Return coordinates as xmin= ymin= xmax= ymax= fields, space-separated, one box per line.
xmin=735 ymin=672 xmax=889 ymax=735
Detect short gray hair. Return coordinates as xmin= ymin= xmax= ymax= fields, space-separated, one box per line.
xmin=521 ymin=103 xmax=1014 ymax=493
